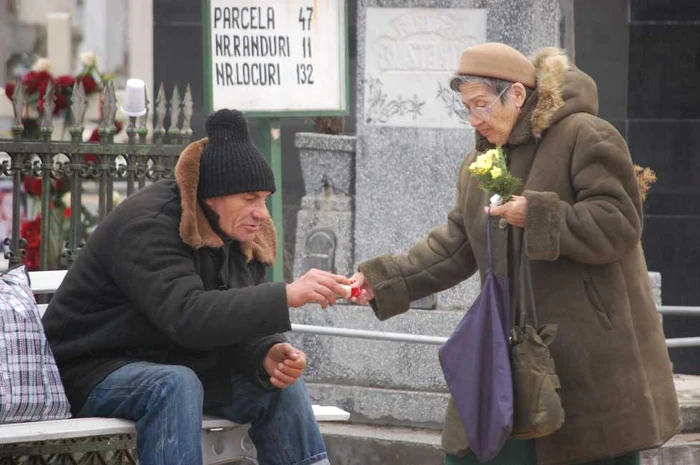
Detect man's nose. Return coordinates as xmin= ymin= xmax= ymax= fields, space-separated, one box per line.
xmin=252 ymin=203 xmax=270 ymax=221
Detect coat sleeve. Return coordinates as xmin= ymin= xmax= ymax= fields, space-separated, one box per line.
xmin=222 ymin=334 xmax=287 ymax=390
xmin=224 ymin=264 xmax=287 ymax=390
xmin=358 ymin=158 xmax=478 ymax=320
xmin=111 ymin=216 xmax=291 ymax=350
xmin=523 ymin=117 xmax=642 ymax=265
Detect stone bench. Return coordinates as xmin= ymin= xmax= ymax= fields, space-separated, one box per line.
xmin=0 ymin=270 xmax=349 ymax=464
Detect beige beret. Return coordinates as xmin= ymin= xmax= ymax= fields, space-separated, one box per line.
xmin=449 ymin=43 xmax=536 ymax=91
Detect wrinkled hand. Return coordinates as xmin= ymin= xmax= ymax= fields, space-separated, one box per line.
xmin=348 ymin=272 xmax=375 ymax=305
xmin=485 ymin=195 xmax=528 ymax=228
xmin=263 ymin=343 xmax=307 ymax=389
xmin=286 ymin=268 xmax=350 ymax=309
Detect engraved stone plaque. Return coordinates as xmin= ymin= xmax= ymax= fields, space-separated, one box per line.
xmin=364 ymin=8 xmax=487 ymax=128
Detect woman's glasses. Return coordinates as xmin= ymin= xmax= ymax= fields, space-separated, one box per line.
xmin=452 ymin=85 xmax=511 ymax=123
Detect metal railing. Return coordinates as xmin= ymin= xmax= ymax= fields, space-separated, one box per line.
xmin=0 ymin=80 xmax=191 ymax=271
xmin=292 ymin=303 xmax=700 ymax=349
xmin=658 ymin=306 xmax=700 ymax=316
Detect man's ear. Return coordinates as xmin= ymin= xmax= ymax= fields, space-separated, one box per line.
xmin=203 ymin=197 xmax=214 ymax=209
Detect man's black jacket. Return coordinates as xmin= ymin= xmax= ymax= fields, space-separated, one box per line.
xmin=43 ymin=139 xmax=290 ymax=413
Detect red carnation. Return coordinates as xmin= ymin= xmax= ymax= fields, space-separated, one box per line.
xmin=55 ymin=93 xmax=69 ymax=111
xmin=37 ymin=77 xmax=53 ymax=97
xmin=22 ymin=71 xmax=52 ymax=96
xmin=76 ymin=75 xmax=98 ymax=94
xmin=55 ymin=75 xmax=75 ymax=89
xmin=20 ymin=215 xmax=42 ymax=271
xmin=23 ymin=176 xmax=43 ymax=197
xmin=21 ymin=71 xmax=39 ymax=93
xmin=4 ymin=81 xmax=15 ymax=100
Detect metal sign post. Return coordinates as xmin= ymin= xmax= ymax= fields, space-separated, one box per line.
xmin=202 ymin=0 xmax=349 ymax=281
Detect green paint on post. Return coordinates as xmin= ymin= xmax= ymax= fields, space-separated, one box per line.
xmin=202 ymin=0 xmax=213 ymax=113
xmin=255 ymin=118 xmax=284 ymax=283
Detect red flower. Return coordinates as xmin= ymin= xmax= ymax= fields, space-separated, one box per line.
xmin=23 ymin=176 xmax=43 ymax=197
xmin=20 ymin=215 xmax=42 ymax=271
xmin=37 ymin=77 xmax=53 ymax=97
xmin=55 ymin=93 xmax=69 ymax=111
xmin=22 ymin=71 xmax=52 ymax=96
xmin=76 ymin=75 xmax=98 ymax=94
xmin=55 ymin=75 xmax=75 ymax=89
xmin=37 ymin=94 xmax=65 ymax=115
xmin=63 ymin=207 xmax=71 ymax=219
xmin=4 ymin=81 xmax=15 ymax=100
xmin=88 ymin=128 xmax=100 ymax=142
xmin=22 ymin=176 xmax=64 ymax=197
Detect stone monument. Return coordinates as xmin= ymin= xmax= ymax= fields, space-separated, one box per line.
xmin=293 ymin=133 xmax=357 ymax=280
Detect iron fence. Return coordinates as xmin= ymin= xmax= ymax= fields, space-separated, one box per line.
xmin=0 ymin=80 xmax=192 ymax=271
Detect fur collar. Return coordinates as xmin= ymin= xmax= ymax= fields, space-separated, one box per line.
xmin=476 ymin=47 xmax=571 ymax=152
xmin=173 ymin=138 xmax=277 ymax=266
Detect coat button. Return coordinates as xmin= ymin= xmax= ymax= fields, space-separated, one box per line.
xmin=498 ymin=218 xmax=508 ymax=230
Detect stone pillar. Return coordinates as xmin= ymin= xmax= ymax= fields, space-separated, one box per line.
xmin=80 ymin=0 xmax=126 ymax=74
xmin=127 ymin=0 xmax=154 ymax=136
xmin=47 ymin=13 xmax=72 ymax=76
xmin=293 ymin=133 xmax=356 ymax=280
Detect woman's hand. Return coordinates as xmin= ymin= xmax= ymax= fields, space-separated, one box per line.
xmin=348 ymin=272 xmax=375 ymax=305
xmin=485 ymin=195 xmax=528 ymax=228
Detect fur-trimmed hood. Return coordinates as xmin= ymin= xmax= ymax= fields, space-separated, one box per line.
xmin=173 ymin=137 xmax=277 ymax=266
xmin=476 ymin=47 xmax=599 ymax=151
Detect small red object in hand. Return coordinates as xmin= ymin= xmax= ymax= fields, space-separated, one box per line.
xmin=339 ymin=285 xmax=362 ymax=299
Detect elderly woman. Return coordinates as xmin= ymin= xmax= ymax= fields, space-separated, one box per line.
xmin=350 ymin=43 xmax=680 ymax=465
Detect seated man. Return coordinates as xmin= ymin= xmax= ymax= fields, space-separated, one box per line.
xmin=43 ymin=109 xmax=348 ymax=465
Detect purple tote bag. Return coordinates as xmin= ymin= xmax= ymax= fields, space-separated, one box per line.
xmin=438 ymin=216 xmax=513 ymax=462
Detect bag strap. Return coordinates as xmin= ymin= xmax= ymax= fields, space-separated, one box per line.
xmin=486 ymin=207 xmax=494 ymax=273
xmin=515 ymin=232 xmax=538 ymax=329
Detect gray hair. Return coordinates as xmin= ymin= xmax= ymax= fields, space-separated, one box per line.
xmin=450 ymin=75 xmax=532 ymax=103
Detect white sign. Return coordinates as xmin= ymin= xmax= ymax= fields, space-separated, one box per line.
xmin=364 ymin=8 xmax=487 ymax=128
xmin=205 ymin=0 xmax=347 ymax=115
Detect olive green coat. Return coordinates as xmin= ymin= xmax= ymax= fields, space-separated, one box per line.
xmin=358 ymin=48 xmax=680 ymax=465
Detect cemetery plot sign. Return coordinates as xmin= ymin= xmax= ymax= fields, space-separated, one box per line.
xmin=203 ymin=0 xmax=348 ymax=116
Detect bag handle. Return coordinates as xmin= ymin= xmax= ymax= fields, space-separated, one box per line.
xmin=515 ymin=233 xmax=538 ymax=329
xmin=486 ymin=207 xmax=494 ymax=273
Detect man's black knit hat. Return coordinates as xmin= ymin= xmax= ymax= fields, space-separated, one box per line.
xmin=198 ymin=109 xmax=276 ymax=198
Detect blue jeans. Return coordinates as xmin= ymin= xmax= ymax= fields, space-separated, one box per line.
xmin=78 ymin=362 xmax=329 ymax=465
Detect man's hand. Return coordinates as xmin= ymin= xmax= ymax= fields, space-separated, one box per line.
xmin=286 ymin=268 xmax=350 ymax=309
xmin=263 ymin=343 xmax=306 ymax=389
xmin=485 ymin=195 xmax=528 ymax=228
xmin=348 ymin=272 xmax=375 ymax=305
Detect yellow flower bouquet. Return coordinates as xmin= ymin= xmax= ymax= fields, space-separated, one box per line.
xmin=468 ymin=146 xmax=523 ymax=205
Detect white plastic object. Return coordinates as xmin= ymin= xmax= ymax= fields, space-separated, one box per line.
xmin=120 ymin=78 xmax=147 ymax=117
